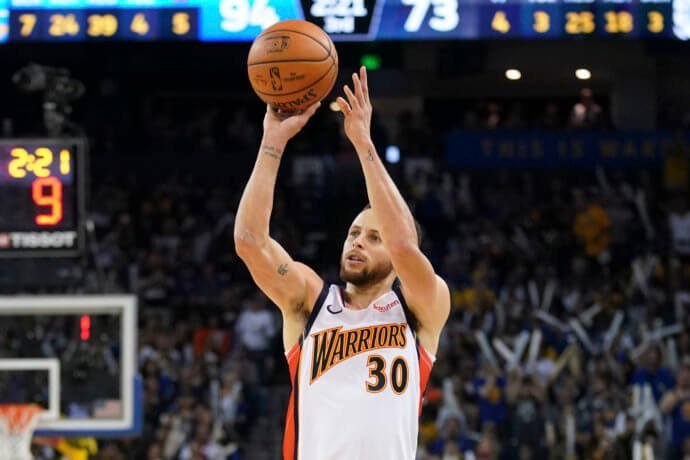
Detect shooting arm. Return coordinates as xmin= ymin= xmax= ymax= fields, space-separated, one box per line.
xmin=234 ymin=106 xmax=322 ymax=314
xmin=337 ymin=68 xmax=449 ymax=344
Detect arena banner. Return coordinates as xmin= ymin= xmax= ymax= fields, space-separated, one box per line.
xmin=445 ymin=131 xmax=684 ymax=168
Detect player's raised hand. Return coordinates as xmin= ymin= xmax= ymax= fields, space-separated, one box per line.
xmin=337 ymin=66 xmax=372 ymax=149
xmin=262 ymin=102 xmax=321 ymax=146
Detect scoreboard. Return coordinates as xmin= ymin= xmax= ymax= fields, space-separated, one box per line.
xmin=0 ymin=0 xmax=687 ymax=41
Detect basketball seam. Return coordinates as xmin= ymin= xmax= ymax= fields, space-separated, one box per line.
xmin=248 ymin=57 xmax=330 ymax=67
xmin=254 ymin=28 xmax=331 ymax=56
xmin=252 ymin=61 xmax=337 ymax=97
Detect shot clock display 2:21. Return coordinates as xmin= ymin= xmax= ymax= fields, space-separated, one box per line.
xmin=3 ymin=145 xmax=74 ymax=226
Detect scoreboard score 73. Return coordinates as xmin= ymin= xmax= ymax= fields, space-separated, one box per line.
xmin=0 ymin=139 xmax=85 ymax=258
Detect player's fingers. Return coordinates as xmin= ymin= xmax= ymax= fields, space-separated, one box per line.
xmin=360 ymin=66 xmax=370 ymax=104
xmin=343 ymin=85 xmax=359 ymax=110
xmin=294 ymin=101 xmax=320 ymax=123
xmin=269 ymin=104 xmax=292 ymax=121
xmin=352 ymin=73 xmax=365 ymax=106
xmin=305 ymin=101 xmax=321 ymax=117
xmin=336 ymin=97 xmax=351 ymax=115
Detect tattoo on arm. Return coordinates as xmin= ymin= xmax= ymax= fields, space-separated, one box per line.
xmin=262 ymin=146 xmax=283 ymax=159
xmin=366 ymin=149 xmax=374 ymax=161
xmin=277 ymin=263 xmax=289 ymax=276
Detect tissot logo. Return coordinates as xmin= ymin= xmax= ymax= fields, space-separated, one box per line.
xmin=0 ymin=233 xmax=9 ymax=248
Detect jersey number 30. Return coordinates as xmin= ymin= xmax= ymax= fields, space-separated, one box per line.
xmin=366 ymin=355 xmax=409 ymax=394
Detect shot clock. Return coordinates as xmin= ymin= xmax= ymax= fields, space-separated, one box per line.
xmin=0 ymin=139 xmax=85 ymax=257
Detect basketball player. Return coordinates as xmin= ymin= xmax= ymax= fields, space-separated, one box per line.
xmin=234 ymin=66 xmax=450 ymax=460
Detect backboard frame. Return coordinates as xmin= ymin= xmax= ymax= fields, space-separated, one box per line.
xmin=0 ymin=295 xmax=141 ymax=437
xmin=0 ymin=358 xmax=60 ymax=421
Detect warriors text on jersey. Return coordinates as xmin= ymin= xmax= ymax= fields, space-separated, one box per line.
xmin=283 ymin=280 xmax=436 ymax=460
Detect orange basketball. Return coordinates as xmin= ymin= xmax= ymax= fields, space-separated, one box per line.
xmin=247 ymin=20 xmax=338 ymax=114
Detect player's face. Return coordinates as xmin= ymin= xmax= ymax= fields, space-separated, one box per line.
xmin=340 ymin=209 xmax=393 ymax=286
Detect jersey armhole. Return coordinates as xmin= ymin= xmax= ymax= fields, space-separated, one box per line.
xmin=299 ymin=282 xmax=330 ymax=345
xmin=392 ymin=278 xmax=419 ymax=335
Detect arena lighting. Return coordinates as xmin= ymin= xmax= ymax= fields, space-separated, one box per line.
xmin=505 ymin=69 xmax=522 ymax=80
xmin=360 ymin=54 xmax=382 ymax=71
xmin=385 ymin=145 xmax=400 ymax=164
xmin=575 ymin=68 xmax=592 ymax=80
xmin=329 ymin=100 xmax=340 ymax=112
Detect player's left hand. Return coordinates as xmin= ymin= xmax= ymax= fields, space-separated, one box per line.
xmin=337 ymin=66 xmax=372 ymax=149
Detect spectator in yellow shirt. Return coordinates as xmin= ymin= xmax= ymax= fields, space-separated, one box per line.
xmin=574 ymin=201 xmax=611 ymax=259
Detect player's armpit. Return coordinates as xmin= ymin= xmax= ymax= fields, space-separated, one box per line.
xmin=235 ymin=236 xmax=322 ymax=315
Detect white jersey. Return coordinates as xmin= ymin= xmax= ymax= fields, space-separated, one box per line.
xmin=283 ymin=280 xmax=435 ymax=460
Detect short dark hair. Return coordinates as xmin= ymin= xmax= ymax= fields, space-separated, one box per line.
xmin=361 ymin=203 xmax=423 ymax=246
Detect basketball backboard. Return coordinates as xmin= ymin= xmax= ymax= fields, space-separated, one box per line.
xmin=0 ymin=295 xmax=141 ymax=437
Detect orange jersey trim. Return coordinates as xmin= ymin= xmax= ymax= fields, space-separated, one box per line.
xmin=417 ymin=344 xmax=434 ymax=416
xmin=283 ymin=341 xmax=301 ymax=460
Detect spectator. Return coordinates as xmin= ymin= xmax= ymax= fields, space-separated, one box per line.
xmin=631 ymin=347 xmax=675 ymax=402
xmin=506 ymin=373 xmax=546 ymax=456
xmin=428 ymin=415 xmax=475 ymax=458
xmin=573 ymin=196 xmax=611 ymax=260
xmin=471 ymin=364 xmax=508 ymax=436
xmin=660 ymin=362 xmax=690 ymax=459
xmin=569 ymin=88 xmax=603 ymax=129
xmin=234 ymin=294 xmax=277 ymax=384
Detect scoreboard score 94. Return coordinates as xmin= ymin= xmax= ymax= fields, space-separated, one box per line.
xmin=0 ymin=139 xmax=85 ymax=258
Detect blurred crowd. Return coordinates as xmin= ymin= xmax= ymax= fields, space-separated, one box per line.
xmin=82 ymin=87 xmax=619 ymax=158
xmin=2 ymin=92 xmax=690 ymax=460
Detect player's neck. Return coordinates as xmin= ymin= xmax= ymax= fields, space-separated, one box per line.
xmin=342 ymin=273 xmax=396 ymax=310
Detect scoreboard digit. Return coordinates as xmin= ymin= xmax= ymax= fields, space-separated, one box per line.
xmin=640 ymin=3 xmax=673 ymax=37
xmin=482 ymin=4 xmax=521 ymax=37
xmin=563 ymin=8 xmax=596 ymax=35
xmin=521 ymin=4 xmax=562 ymax=38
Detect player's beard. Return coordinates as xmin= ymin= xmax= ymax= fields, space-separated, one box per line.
xmin=339 ymin=258 xmax=394 ymax=286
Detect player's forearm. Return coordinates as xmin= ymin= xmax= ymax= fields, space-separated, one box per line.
xmin=234 ymin=137 xmax=286 ymax=247
xmin=354 ymin=138 xmax=417 ymax=247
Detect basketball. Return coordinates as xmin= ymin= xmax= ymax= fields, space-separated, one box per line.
xmin=247 ymin=20 xmax=338 ymax=114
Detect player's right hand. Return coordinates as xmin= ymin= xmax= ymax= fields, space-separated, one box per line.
xmin=262 ymin=102 xmax=320 ymax=145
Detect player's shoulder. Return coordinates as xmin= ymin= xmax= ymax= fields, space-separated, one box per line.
xmin=397 ymin=275 xmax=450 ymax=325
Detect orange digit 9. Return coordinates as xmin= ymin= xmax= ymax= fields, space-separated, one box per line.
xmin=32 ymin=177 xmax=63 ymax=226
